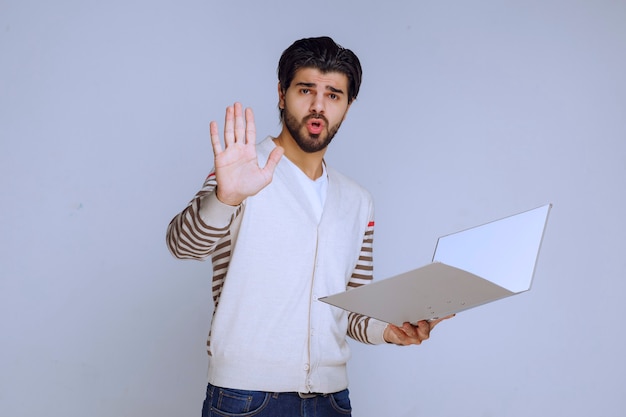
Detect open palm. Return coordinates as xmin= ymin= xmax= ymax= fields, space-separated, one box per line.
xmin=210 ymin=103 xmax=284 ymax=206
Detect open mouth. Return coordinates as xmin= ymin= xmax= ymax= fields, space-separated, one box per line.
xmin=306 ymin=118 xmax=325 ymax=135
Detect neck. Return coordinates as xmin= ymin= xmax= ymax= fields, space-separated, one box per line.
xmin=274 ymin=129 xmax=326 ymax=180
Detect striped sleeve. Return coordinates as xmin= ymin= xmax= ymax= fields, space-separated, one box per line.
xmin=166 ymin=172 xmax=241 ymax=260
xmin=346 ymin=220 xmax=389 ymax=345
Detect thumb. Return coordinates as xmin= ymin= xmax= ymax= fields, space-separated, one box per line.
xmin=262 ymin=146 xmax=284 ymax=175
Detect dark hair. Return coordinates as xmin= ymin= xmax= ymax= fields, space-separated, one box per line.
xmin=277 ymin=36 xmax=362 ymax=118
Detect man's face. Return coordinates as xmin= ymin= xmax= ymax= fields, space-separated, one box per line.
xmin=279 ymin=67 xmax=351 ymax=153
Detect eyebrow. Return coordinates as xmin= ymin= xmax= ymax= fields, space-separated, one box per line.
xmin=295 ymin=82 xmax=345 ymax=95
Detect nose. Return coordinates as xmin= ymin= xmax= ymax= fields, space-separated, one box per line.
xmin=309 ymin=93 xmax=324 ymax=114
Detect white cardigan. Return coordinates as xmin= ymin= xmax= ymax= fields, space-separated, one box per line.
xmin=167 ymin=137 xmax=387 ymax=394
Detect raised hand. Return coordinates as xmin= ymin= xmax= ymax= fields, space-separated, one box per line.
xmin=210 ymin=102 xmax=284 ymax=206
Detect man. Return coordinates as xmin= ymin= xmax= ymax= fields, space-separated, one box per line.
xmin=167 ymin=36 xmax=448 ymax=417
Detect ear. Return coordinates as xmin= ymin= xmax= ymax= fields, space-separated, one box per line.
xmin=277 ymin=82 xmax=285 ymax=109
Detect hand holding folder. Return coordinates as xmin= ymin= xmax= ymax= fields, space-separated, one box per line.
xmin=319 ymin=204 xmax=552 ymax=326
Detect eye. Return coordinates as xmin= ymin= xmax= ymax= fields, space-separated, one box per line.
xmin=329 ymin=93 xmax=338 ymax=100
xmin=301 ymin=88 xmax=310 ymax=94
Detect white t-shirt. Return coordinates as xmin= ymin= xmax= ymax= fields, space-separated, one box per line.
xmin=283 ymin=157 xmax=328 ymax=223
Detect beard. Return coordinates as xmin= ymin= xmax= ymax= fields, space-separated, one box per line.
xmin=283 ymin=107 xmax=343 ymax=153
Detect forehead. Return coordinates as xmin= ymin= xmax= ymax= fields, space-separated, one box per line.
xmin=291 ymin=67 xmax=349 ymax=91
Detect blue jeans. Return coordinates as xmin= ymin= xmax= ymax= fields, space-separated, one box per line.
xmin=201 ymin=383 xmax=352 ymax=417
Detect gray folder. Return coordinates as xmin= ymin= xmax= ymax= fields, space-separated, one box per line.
xmin=319 ymin=204 xmax=552 ymax=325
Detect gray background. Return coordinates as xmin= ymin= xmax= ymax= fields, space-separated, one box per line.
xmin=2 ymin=0 xmax=625 ymax=416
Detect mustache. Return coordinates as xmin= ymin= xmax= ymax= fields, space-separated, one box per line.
xmin=304 ymin=113 xmax=329 ymax=124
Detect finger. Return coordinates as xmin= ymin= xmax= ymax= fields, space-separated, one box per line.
xmin=389 ymin=324 xmax=409 ymax=345
xmin=384 ymin=324 xmax=402 ymax=344
xmin=400 ymin=325 xmax=422 ymax=345
xmin=390 ymin=323 xmax=421 ymax=345
xmin=245 ymin=107 xmax=256 ymax=146
xmin=223 ymin=105 xmax=235 ymax=146
xmin=402 ymin=322 xmax=419 ymax=338
xmin=428 ymin=314 xmax=455 ymax=331
xmin=209 ymin=121 xmax=223 ymax=155
xmin=415 ymin=321 xmax=431 ymax=341
xmin=261 ymin=147 xmax=284 ymax=177
xmin=234 ymin=102 xmax=245 ymax=143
